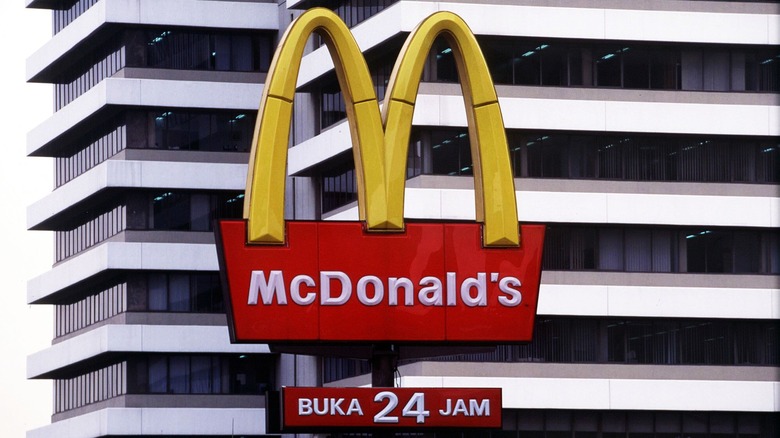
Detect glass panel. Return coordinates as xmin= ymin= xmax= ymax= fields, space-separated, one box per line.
xmin=148 ymin=274 xmax=167 ymax=311
xmin=595 ymin=46 xmax=622 ymax=87
xmin=651 ymin=230 xmax=673 ymax=272
xmin=623 ymin=47 xmax=650 ymax=88
xmin=152 ymin=192 xmax=190 ymax=230
xmin=625 ymin=229 xmax=652 ymax=272
xmin=148 ymin=357 xmax=167 ymax=393
xmin=190 ymin=356 xmax=211 ymax=393
xmin=169 ymin=356 xmax=189 ymax=393
xmin=190 ymin=194 xmax=210 ymax=231
xmin=431 ymin=130 xmax=471 ymax=176
xmin=598 ymin=228 xmax=624 ymax=271
xmin=168 ymin=274 xmax=191 ymax=312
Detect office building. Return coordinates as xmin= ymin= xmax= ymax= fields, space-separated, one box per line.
xmin=26 ymin=0 xmax=779 ymax=437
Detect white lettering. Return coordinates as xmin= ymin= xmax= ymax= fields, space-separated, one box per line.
xmin=439 ymin=399 xmax=452 ymax=416
xmin=346 ymin=398 xmax=364 ymax=415
xmin=320 ymin=271 xmax=352 ymax=305
xmin=245 ymin=271 xmax=523 ymax=308
xmin=357 ymin=275 xmax=384 ymax=306
xmin=498 ymin=276 xmax=522 ymax=306
xmin=388 ymin=277 xmax=414 ymax=306
xmin=248 ymin=270 xmax=286 ymax=305
xmin=460 ymin=273 xmax=487 ymax=307
xmin=299 ymin=398 xmax=312 ymax=415
xmin=313 ymin=398 xmax=328 ymax=415
xmin=446 ymin=272 xmax=457 ymax=306
xmin=290 ymin=274 xmax=316 ymax=305
xmin=330 ymin=397 xmax=345 ymax=415
xmin=452 ymin=399 xmax=469 ymax=416
xmin=470 ymin=399 xmax=490 ymax=416
xmin=418 ymin=276 xmax=442 ymax=306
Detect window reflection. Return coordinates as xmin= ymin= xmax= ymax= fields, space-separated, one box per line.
xmin=54 ymin=354 xmax=275 ymax=413
xmin=132 ymin=354 xmax=273 ymax=395
xmin=324 ymin=317 xmax=780 ymax=382
xmin=543 ymin=226 xmax=777 ymax=274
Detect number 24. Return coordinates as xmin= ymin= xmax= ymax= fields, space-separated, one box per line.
xmin=373 ymin=391 xmax=431 ymax=424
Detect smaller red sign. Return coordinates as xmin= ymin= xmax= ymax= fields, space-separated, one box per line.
xmin=282 ymin=387 xmax=502 ymax=430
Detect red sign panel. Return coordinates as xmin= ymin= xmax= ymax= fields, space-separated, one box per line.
xmin=217 ymin=220 xmax=545 ymax=343
xmin=281 ymin=387 xmax=502 ymax=430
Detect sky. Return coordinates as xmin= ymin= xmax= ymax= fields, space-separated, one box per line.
xmin=0 ymin=2 xmax=56 ymax=437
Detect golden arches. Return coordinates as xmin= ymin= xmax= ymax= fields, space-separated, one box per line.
xmin=381 ymin=11 xmax=518 ymax=247
xmin=243 ymin=8 xmax=388 ymax=244
xmin=244 ymin=8 xmax=519 ymax=247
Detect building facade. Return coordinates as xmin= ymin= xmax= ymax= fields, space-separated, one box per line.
xmin=26 ymin=0 xmax=779 ymax=437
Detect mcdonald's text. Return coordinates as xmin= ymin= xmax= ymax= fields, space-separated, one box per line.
xmin=218 ymin=221 xmax=545 ymax=343
xmin=248 ymin=270 xmax=522 ymax=307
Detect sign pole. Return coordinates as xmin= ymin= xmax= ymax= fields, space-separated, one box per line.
xmin=370 ymin=343 xmax=397 ymax=387
xmin=371 ymin=344 xmax=396 ymax=438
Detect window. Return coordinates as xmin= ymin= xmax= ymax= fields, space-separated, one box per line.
xmin=518 ymin=132 xmax=778 ymax=183
xmin=441 ymin=37 xmax=777 ymax=92
xmin=144 ymin=191 xmax=244 ymax=232
xmin=544 ymin=226 xmax=776 ymax=274
xmin=325 ymin=318 xmax=780 ymax=382
xmin=151 ymin=192 xmax=191 ymax=231
xmin=54 ymin=362 xmax=126 ymax=413
xmin=55 ymin=282 xmax=127 ymax=337
xmin=53 ymin=0 xmax=101 ymax=34
xmin=342 ymin=129 xmax=777 ymax=185
xmin=54 ymin=37 xmax=124 ymax=109
xmin=150 ymin=111 xmax=254 ymax=152
xmin=134 ymin=29 xmax=272 ymax=72
xmin=54 ymin=191 xmax=244 ymax=260
xmin=321 ymin=157 xmax=358 ymax=213
xmin=319 ymin=62 xmax=393 ymax=130
xmin=146 ymin=273 xmax=223 ymax=313
xmin=330 ymin=0 xmax=399 ymax=28
xmin=55 ymin=203 xmax=126 ymax=262
xmin=431 ymin=130 xmax=472 ymax=176
xmin=130 ymin=354 xmax=273 ymax=395
xmin=55 ymin=118 xmax=126 ymax=187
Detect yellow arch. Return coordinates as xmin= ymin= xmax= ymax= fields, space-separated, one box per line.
xmin=382 ymin=11 xmax=519 ymax=247
xmin=244 ymin=9 xmax=519 ymax=247
xmin=243 ymin=8 xmax=388 ymax=244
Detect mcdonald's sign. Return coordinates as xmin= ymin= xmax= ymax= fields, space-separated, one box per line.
xmin=216 ymin=8 xmax=545 ymax=344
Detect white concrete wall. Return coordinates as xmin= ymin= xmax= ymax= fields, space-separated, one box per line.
xmin=296 ymin=0 xmax=780 ymax=87
xmin=289 ymin=95 xmax=780 ymax=175
xmin=28 ymin=325 xmax=269 ymax=378
xmin=27 ymin=407 xmax=265 ymax=438
xmin=27 ymin=0 xmax=278 ymax=80
xmin=325 ymin=187 xmax=780 ymax=228
xmin=28 ymin=242 xmax=218 ymax=303
xmin=400 ymin=375 xmax=780 ymax=412
xmin=538 ymin=283 xmax=780 ymax=320
xmin=27 ymin=78 xmax=263 ymax=155
xmin=28 ymin=160 xmax=248 ymax=229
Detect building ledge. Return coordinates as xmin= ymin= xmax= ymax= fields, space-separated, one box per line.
xmin=52 ymin=394 xmax=266 ymax=423
xmin=28 ymin=407 xmax=265 ymax=438
xmin=330 ymin=361 xmax=780 ymax=412
xmin=296 ymin=0 xmax=780 ymax=88
xmin=322 ymin=184 xmax=780 ymax=229
xmin=28 ymin=160 xmax=248 ymax=230
xmin=289 ymin=86 xmax=780 ymax=177
xmin=27 ymin=324 xmax=270 ymax=379
xmin=28 ymin=242 xmax=219 ymax=304
xmin=27 ymin=78 xmax=263 ymax=157
xmin=27 ymin=0 xmax=278 ymax=82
